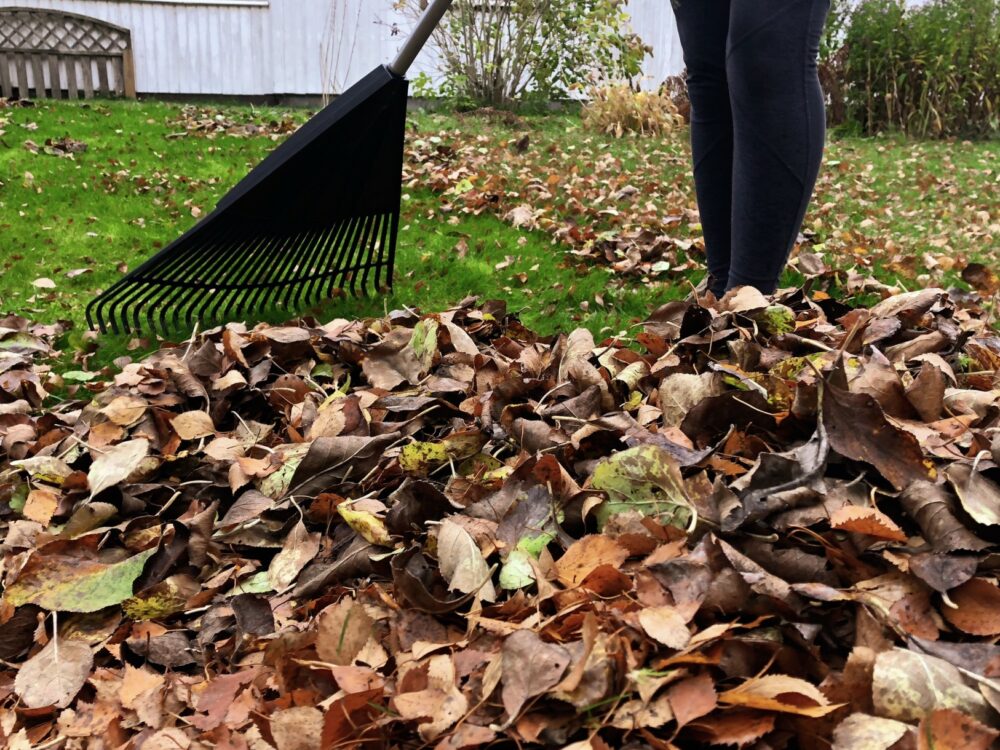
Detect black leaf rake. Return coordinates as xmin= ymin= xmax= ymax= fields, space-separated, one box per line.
xmin=87 ymin=0 xmax=453 ymax=334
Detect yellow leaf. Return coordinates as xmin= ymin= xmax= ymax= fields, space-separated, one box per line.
xmin=338 ymin=505 xmax=393 ymax=547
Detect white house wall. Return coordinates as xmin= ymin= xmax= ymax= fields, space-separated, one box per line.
xmin=10 ymin=0 xmax=684 ymax=96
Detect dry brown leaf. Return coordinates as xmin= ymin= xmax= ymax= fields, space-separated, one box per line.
xmin=437 ymin=518 xmax=497 ymax=602
xmin=270 ymin=706 xmax=324 ymax=750
xmin=667 ymin=672 xmax=718 ymax=728
xmin=392 ymin=654 xmax=467 ymax=741
xmin=119 ymin=664 xmax=164 ymax=710
xmin=718 ymin=674 xmax=842 ymax=717
xmin=638 ymin=605 xmax=691 ymax=650
xmin=14 ymin=638 xmax=93 ymax=709
xmin=171 ymin=410 xmax=216 ymax=440
xmin=101 ymin=395 xmax=148 ymax=426
xmin=918 ymin=708 xmax=999 ymax=750
xmin=553 ymin=535 xmax=629 ymax=587
xmin=501 ymin=630 xmax=572 ymax=719
xmin=610 ymin=694 xmax=674 ymax=730
xmin=832 ymin=713 xmax=911 ymax=750
xmin=22 ymin=488 xmax=59 ymax=526
xmin=941 ymin=578 xmax=1000 ymax=636
xmin=830 ymin=505 xmax=908 ymax=542
xmin=268 ymin=519 xmax=321 ymax=591
xmin=688 ymin=709 xmax=776 ymax=747
xmin=88 ymin=438 xmax=150 ymax=498
xmin=316 ymin=598 xmax=374 ymax=666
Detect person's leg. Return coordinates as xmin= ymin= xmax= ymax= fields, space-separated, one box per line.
xmin=673 ymin=0 xmax=734 ymax=297
xmin=725 ymin=0 xmax=831 ymax=293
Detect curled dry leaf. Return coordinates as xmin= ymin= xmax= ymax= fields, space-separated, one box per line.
xmin=270 ymin=706 xmax=324 ymax=750
xmin=501 ymin=630 xmax=572 ymax=719
xmin=268 ymin=520 xmax=321 ymax=591
xmin=392 ymin=654 xmax=467 ymax=741
xmin=718 ymin=674 xmax=842 ymax=717
xmin=437 ymin=518 xmax=496 ymax=602
xmin=553 ymin=534 xmax=629 ymax=588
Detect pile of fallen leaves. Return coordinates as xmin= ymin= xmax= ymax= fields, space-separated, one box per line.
xmin=166 ymin=105 xmax=301 ymax=141
xmin=4 ymin=285 xmax=1000 ymax=749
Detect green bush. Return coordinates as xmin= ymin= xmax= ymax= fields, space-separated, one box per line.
xmin=841 ymin=0 xmax=1000 ymax=138
xmin=403 ymin=0 xmax=648 ymax=109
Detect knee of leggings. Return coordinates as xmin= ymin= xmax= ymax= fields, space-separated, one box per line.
xmin=725 ymin=43 xmax=787 ymax=104
xmin=683 ymin=64 xmax=729 ymax=113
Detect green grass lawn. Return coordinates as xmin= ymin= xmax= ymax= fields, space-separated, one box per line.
xmin=0 ymin=98 xmax=997 ymax=372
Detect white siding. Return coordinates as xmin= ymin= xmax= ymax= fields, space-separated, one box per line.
xmin=11 ymin=0 xmax=685 ymax=96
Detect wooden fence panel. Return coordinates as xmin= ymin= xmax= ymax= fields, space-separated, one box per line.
xmin=0 ymin=8 xmax=135 ymax=99
xmin=0 ymin=51 xmax=11 ymax=97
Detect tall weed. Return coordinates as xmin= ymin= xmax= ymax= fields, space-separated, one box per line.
xmin=842 ymin=0 xmax=999 ymax=138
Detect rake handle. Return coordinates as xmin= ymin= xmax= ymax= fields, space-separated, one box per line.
xmin=390 ymin=0 xmax=455 ymax=77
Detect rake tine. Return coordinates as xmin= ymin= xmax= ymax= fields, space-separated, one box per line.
xmin=173 ymin=235 xmax=240 ymax=332
xmin=187 ymin=232 xmax=266 ymax=331
xmin=357 ymin=213 xmax=385 ymax=295
xmin=145 ymin=231 xmax=227 ymax=335
xmin=178 ymin=224 xmax=262 ymax=331
xmin=333 ymin=214 xmax=371 ymax=298
xmin=241 ymin=231 xmax=302 ymax=319
xmin=282 ymin=228 xmax=323 ymax=311
xmin=166 ymin=221 xmax=249 ymax=330
xmin=370 ymin=211 xmax=392 ymax=292
xmin=267 ymin=231 xmax=313 ymax=314
xmin=361 ymin=214 xmax=388 ymax=296
xmin=123 ymin=241 xmax=205 ymax=334
xmin=325 ymin=216 xmax=360 ymax=299
xmin=369 ymin=211 xmax=392 ymax=292
xmin=87 ymin=275 xmax=133 ymax=334
xmin=385 ymin=211 xmax=401 ymax=291
xmin=306 ymin=218 xmax=352 ymax=307
xmin=208 ymin=228 xmax=277 ymax=325
xmin=349 ymin=214 xmax=379 ymax=296
xmin=318 ymin=216 xmax=358 ymax=303
xmin=201 ymin=235 xmax=262 ymax=327
xmin=221 ymin=232 xmax=285 ymax=323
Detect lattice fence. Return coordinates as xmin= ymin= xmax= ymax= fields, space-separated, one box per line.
xmin=0 ymin=7 xmax=135 ymax=99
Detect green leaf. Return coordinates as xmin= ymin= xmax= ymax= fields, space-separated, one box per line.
xmin=589 ymin=445 xmax=693 ymax=531
xmin=259 ymin=443 xmax=311 ymax=498
xmin=5 ymin=548 xmax=156 ymax=613
xmin=61 ymin=370 xmax=98 ymax=383
xmin=753 ymin=305 xmax=797 ymax=336
xmin=408 ymin=318 xmax=440 ymax=372
xmin=229 ymin=571 xmax=273 ymax=597
xmin=499 ymin=549 xmax=536 ymax=590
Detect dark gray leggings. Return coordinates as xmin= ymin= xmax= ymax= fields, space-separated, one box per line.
xmin=673 ymin=0 xmax=831 ymax=296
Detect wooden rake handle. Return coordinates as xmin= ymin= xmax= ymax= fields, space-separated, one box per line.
xmin=390 ymin=0 xmax=455 ymax=77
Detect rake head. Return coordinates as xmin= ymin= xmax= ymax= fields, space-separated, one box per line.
xmin=87 ymin=65 xmax=409 ymax=335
